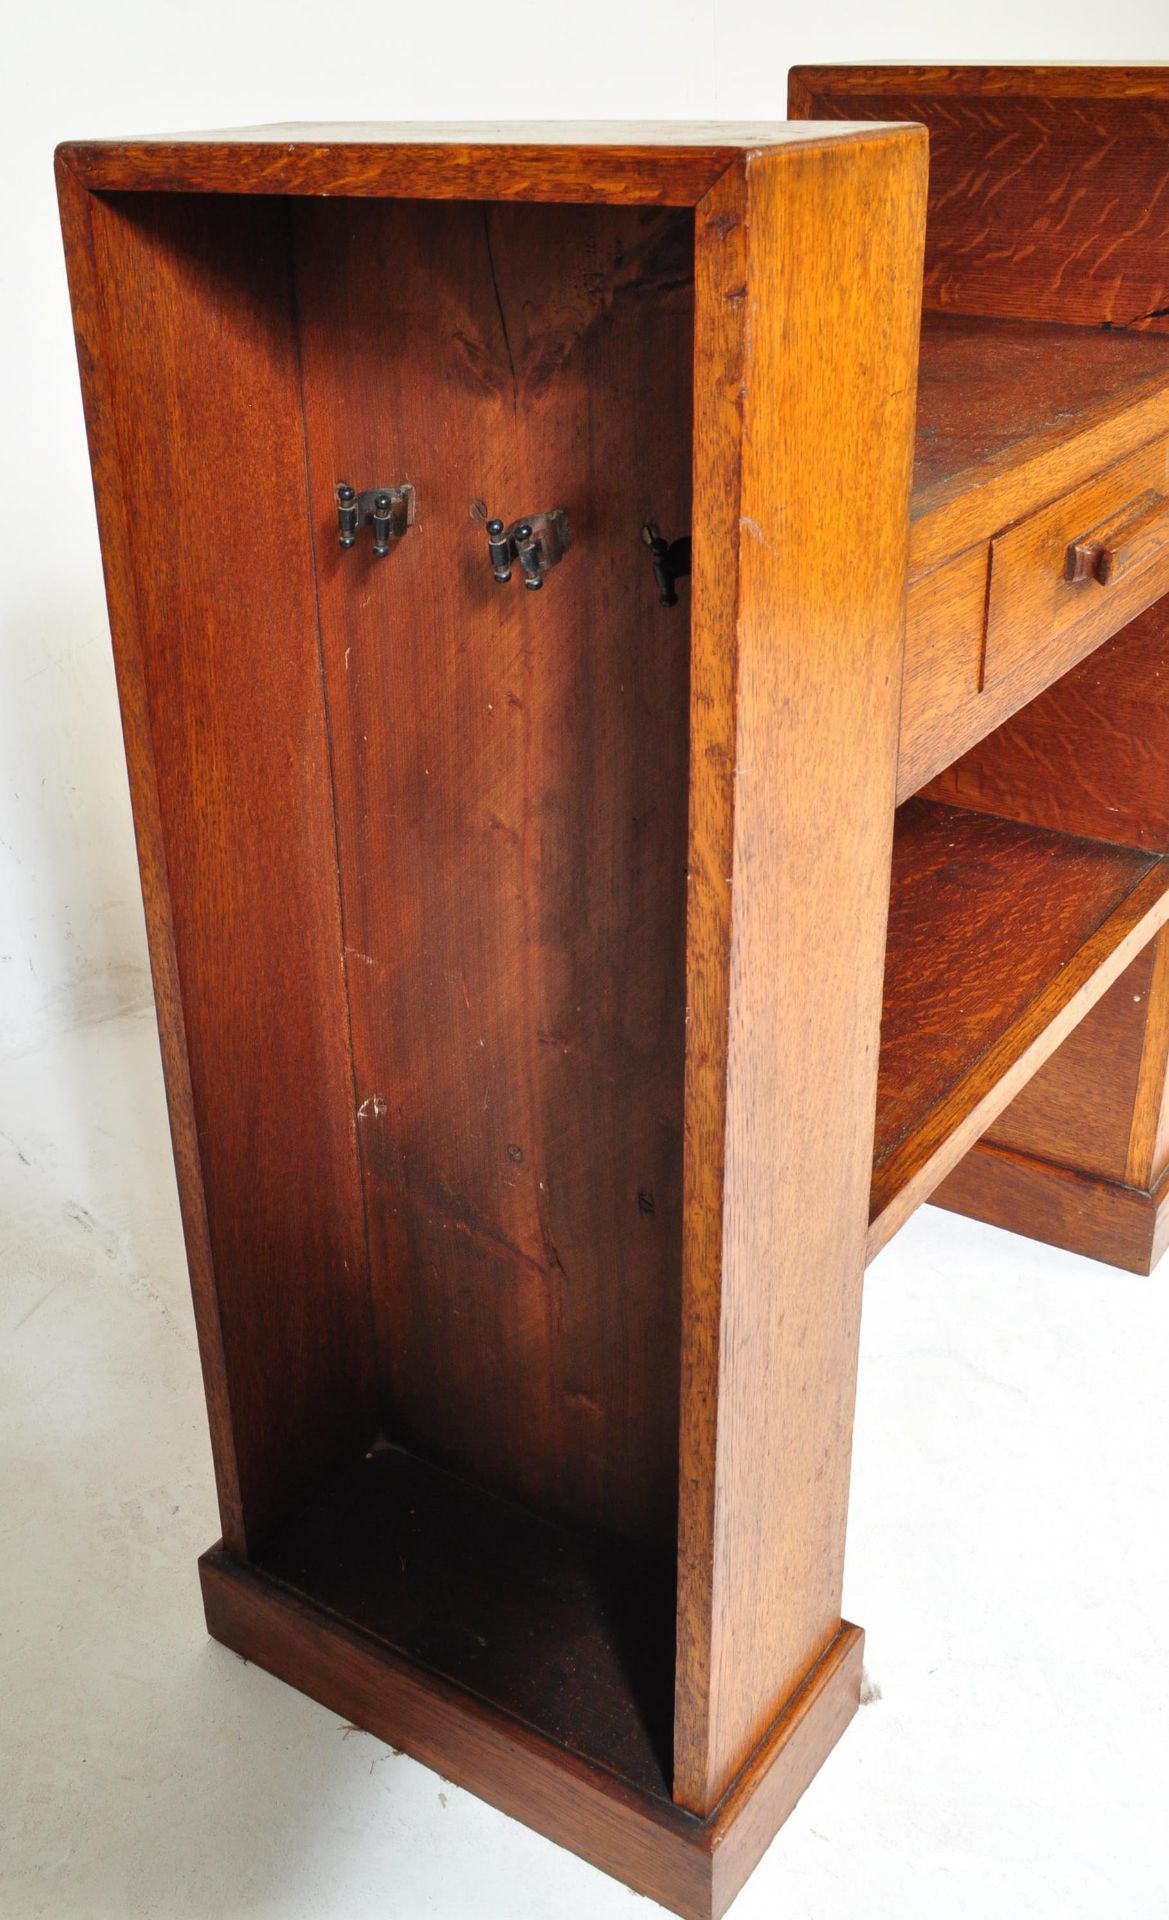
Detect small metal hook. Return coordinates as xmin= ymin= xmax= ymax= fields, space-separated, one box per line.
xmin=335 ymin=482 xmax=415 ymax=554
xmin=336 ymin=484 xmax=360 ymax=548
xmin=485 ymin=510 xmax=570 ymax=590
xmin=486 ymin=519 xmax=513 ymax=583
xmin=641 ymin=523 xmax=692 ymax=607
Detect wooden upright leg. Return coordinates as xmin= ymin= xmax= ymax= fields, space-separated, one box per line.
xmin=674 ymin=127 xmax=926 ymax=1843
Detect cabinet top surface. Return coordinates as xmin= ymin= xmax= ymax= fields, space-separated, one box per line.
xmin=55 ymin=119 xmax=920 ymax=204
xmin=791 ymin=61 xmax=1169 ymax=95
xmin=60 ymin=117 xmax=898 ymax=147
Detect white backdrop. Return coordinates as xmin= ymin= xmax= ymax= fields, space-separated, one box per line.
xmin=4 ymin=2 xmax=1169 ymax=1057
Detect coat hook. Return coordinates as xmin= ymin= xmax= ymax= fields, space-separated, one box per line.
xmin=335 ymin=482 xmax=415 ymax=554
xmin=513 ymin=523 xmax=543 ymax=590
xmin=641 ymin=522 xmax=691 ymax=607
xmin=485 ymin=510 xmax=570 ymax=590
xmin=336 ymin=484 xmax=360 ymax=548
xmin=486 ymin=519 xmax=513 ymax=583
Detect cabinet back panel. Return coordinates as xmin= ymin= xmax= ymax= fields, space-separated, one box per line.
xmin=294 ymin=200 xmax=694 ymax=1547
xmin=790 ymin=69 xmax=1169 ymax=329
xmin=89 ymin=194 xmax=378 ymax=1547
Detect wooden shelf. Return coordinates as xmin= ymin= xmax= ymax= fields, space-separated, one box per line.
xmin=910 ymin=315 xmax=1169 ymax=575
xmin=252 ymin=1443 xmax=676 ymax=1797
xmin=869 ymin=799 xmax=1169 ymax=1257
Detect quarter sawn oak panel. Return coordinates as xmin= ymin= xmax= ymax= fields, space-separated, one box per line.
xmin=295 ymin=197 xmax=693 ymax=1549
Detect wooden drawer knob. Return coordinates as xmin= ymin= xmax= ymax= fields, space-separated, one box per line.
xmin=1066 ymin=488 xmax=1169 ymax=586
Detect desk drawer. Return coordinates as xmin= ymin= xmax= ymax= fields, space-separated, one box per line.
xmin=984 ymin=435 xmax=1169 ymax=692
xmin=899 ymin=544 xmax=989 ymax=797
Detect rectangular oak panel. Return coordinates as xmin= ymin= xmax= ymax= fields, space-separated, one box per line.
xmin=71 ymin=189 xmax=377 ymax=1550
xmin=294 ymin=199 xmax=693 ymax=1550
xmin=789 ymin=67 xmax=1169 ymax=328
xmin=932 ymin=1142 xmax=1169 ymax=1277
xmin=674 ymin=129 xmax=926 ymax=1814
xmin=981 ymin=945 xmax=1162 ymax=1184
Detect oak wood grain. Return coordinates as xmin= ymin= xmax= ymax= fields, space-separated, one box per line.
xmin=789 ymin=66 xmax=1169 ymax=328
xmin=62 ymin=185 xmax=377 ymax=1550
xmin=1129 ymin=929 xmax=1169 ymax=1187
xmin=981 ymin=945 xmax=1159 ymax=1184
xmin=294 ymin=197 xmax=693 ymax=1549
xmin=673 ymin=156 xmax=746 ymax=1819
xmin=57 ymin=121 xmax=906 ymax=207
xmin=955 ymin=933 xmax=1169 ymax=1233
xmin=869 ymin=800 xmax=1169 ymax=1257
xmin=985 ymin=929 xmax=1169 ymax=1194
xmin=909 ymin=317 xmax=1169 ymax=577
xmin=54 ymin=162 xmax=247 ymax=1548
xmin=983 ymin=436 xmax=1169 ymax=690
xmin=1070 ymin=492 xmax=1169 ymax=587
xmin=932 ymin=1141 xmax=1169 ymax=1277
xmin=900 ymin=607 xmax=1169 ymax=810
xmin=924 ymin=595 xmax=1169 ymax=851
xmin=899 ymin=543 xmax=989 ymax=797
xmin=674 ymin=127 xmax=926 ymax=1814
xmin=898 ymin=321 xmax=1169 ymax=797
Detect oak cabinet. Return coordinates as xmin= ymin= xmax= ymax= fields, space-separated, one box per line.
xmin=56 ymin=71 xmax=1169 ymax=1919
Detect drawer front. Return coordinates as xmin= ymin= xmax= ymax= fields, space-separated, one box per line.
xmin=899 ymin=543 xmax=989 ymax=799
xmin=984 ymin=435 xmax=1169 ymax=692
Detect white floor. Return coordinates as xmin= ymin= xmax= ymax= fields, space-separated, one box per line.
xmin=1 ymin=1005 xmax=1166 ymax=1920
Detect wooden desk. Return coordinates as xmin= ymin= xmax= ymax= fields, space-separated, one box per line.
xmin=794 ymin=67 xmax=1169 ymax=1282
xmin=56 ymin=69 xmax=1169 ymax=1919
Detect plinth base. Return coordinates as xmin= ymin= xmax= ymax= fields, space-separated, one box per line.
xmin=200 ymin=1546 xmax=862 ymax=1920
xmin=933 ymin=1140 xmax=1169 ymax=1276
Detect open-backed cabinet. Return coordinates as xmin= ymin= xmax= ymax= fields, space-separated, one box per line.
xmin=56 ymin=67 xmax=1169 ymax=1920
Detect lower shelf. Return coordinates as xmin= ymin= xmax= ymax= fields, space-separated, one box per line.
xmin=251 ymin=1442 xmax=675 ymax=1795
xmin=870 ymin=799 xmax=1169 ymax=1257
xmin=201 ymin=1537 xmax=863 ymax=1920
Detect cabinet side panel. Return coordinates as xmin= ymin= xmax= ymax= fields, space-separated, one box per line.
xmin=80 ymin=191 xmax=377 ymax=1547
xmin=789 ymin=66 xmax=1169 ymax=329
xmin=294 ymin=200 xmax=693 ymax=1548
xmin=56 ymin=164 xmax=243 ymax=1547
xmin=675 ymin=132 xmax=927 ymax=1812
xmin=672 ymin=159 xmax=747 ymax=1809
